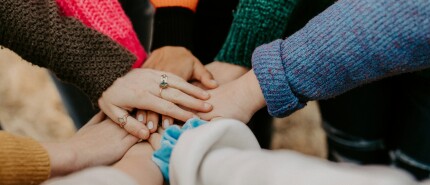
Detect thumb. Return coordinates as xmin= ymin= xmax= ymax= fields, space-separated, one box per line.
xmin=193 ymin=60 xmax=218 ymax=89
xmin=148 ymin=133 xmax=162 ymax=150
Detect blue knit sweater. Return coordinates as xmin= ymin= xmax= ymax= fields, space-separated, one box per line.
xmin=252 ymin=0 xmax=430 ymax=117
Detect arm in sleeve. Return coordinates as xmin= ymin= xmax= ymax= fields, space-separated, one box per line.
xmin=215 ymin=0 xmax=299 ymax=68
xmin=169 ymin=120 xmax=416 ymax=185
xmin=149 ymin=0 xmax=199 ymax=51
xmin=0 ymin=0 xmax=135 ymax=106
xmin=252 ymin=0 xmax=430 ymax=117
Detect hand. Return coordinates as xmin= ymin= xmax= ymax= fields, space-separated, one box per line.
xmin=42 ymin=112 xmax=139 ymax=177
xmin=197 ymin=70 xmax=266 ymax=123
xmin=143 ymin=46 xmax=217 ymax=88
xmin=98 ymin=69 xmax=212 ymax=139
xmin=113 ymin=134 xmax=163 ymax=185
xmin=205 ymin=61 xmax=249 ymax=85
xmin=140 ymin=47 xmax=218 ymax=131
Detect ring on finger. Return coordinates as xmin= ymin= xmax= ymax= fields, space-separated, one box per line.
xmin=117 ymin=114 xmax=129 ymax=128
xmin=159 ymin=74 xmax=168 ymax=89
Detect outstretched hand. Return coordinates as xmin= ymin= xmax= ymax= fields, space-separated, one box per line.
xmin=143 ymin=46 xmax=218 ymax=89
xmin=138 ymin=46 xmax=218 ymax=131
xmin=98 ymin=68 xmax=212 ymax=139
xmin=197 ymin=70 xmax=266 ymax=123
xmin=42 ymin=112 xmax=139 ymax=177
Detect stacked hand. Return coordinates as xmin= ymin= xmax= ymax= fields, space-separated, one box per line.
xmin=98 ymin=68 xmax=212 ymax=139
xmin=97 ymin=46 xmax=265 ymax=143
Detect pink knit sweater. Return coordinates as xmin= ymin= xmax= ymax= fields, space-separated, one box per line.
xmin=56 ymin=0 xmax=146 ymax=68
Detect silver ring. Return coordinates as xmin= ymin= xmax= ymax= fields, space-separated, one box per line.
xmin=160 ymin=74 xmax=168 ymax=89
xmin=117 ymin=114 xmax=129 ymax=128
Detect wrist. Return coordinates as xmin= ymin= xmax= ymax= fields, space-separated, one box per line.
xmin=237 ymin=70 xmax=266 ymax=115
xmin=207 ymin=61 xmax=250 ymax=84
xmin=41 ymin=142 xmax=77 ymax=177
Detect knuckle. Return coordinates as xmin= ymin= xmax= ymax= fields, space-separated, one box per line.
xmin=163 ymin=102 xmax=177 ymax=115
xmin=128 ymin=126 xmax=141 ymax=136
xmin=170 ymin=90 xmax=183 ymax=102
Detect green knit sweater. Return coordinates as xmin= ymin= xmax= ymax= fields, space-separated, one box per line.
xmin=215 ymin=0 xmax=299 ymax=68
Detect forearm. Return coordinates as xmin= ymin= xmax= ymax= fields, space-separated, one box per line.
xmin=215 ymin=0 xmax=299 ymax=68
xmin=237 ymin=70 xmax=266 ymax=115
xmin=113 ymin=157 xmax=162 ymax=185
xmin=0 ymin=0 xmax=135 ymax=105
xmin=252 ymin=0 xmax=430 ymax=117
xmin=41 ymin=142 xmax=76 ymax=177
xmin=113 ymin=142 xmax=163 ymax=185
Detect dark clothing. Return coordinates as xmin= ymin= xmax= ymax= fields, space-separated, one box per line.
xmin=322 ymin=73 xmax=430 ymax=180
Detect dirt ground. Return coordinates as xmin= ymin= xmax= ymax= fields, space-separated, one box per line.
xmin=0 ymin=47 xmax=327 ymax=157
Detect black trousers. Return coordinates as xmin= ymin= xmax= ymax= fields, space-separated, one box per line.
xmin=321 ymin=73 xmax=430 ymax=180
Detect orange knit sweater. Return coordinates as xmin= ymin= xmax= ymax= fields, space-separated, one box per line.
xmin=0 ymin=132 xmax=50 ymax=185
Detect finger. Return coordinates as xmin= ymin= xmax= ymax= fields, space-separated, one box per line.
xmin=123 ymin=134 xmax=140 ymax=145
xmin=160 ymin=87 xmax=212 ymax=112
xmin=191 ymin=81 xmax=207 ymax=90
xmin=196 ymin=112 xmax=218 ymax=122
xmin=146 ymin=111 xmax=159 ymax=133
xmin=161 ymin=115 xmax=174 ymax=129
xmin=148 ymin=133 xmax=162 ymax=150
xmin=166 ymin=74 xmax=210 ymax=100
xmin=157 ymin=127 xmax=165 ymax=135
xmin=193 ymin=60 xmax=218 ymax=89
xmin=133 ymin=94 xmax=195 ymax=122
xmin=99 ymin=99 xmax=150 ymax=139
xmin=85 ymin=111 xmax=105 ymax=126
xmin=136 ymin=110 xmax=147 ymax=124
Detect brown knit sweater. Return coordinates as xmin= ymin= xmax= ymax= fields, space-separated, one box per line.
xmin=0 ymin=132 xmax=50 ymax=185
xmin=0 ymin=0 xmax=137 ymax=184
xmin=0 ymin=0 xmax=136 ymax=105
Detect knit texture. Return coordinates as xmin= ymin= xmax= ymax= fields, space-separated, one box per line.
xmin=151 ymin=7 xmax=195 ymax=51
xmin=150 ymin=0 xmax=199 ymax=12
xmin=0 ymin=132 xmax=50 ymax=185
xmin=0 ymin=0 xmax=135 ymax=106
xmin=56 ymin=0 xmax=146 ymax=68
xmin=215 ymin=0 xmax=299 ymax=68
xmin=252 ymin=0 xmax=430 ymax=117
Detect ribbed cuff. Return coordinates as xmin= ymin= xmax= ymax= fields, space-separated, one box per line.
xmin=0 ymin=132 xmax=50 ymax=185
xmin=151 ymin=7 xmax=194 ymax=51
xmin=215 ymin=0 xmax=298 ymax=68
xmin=252 ymin=40 xmax=306 ymax=117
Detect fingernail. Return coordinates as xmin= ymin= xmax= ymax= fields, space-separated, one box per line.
xmin=137 ymin=114 xmax=144 ymax=122
xmin=193 ymin=115 xmax=200 ymax=119
xmin=203 ymin=91 xmax=210 ymax=97
xmin=138 ymin=129 xmax=149 ymax=139
xmin=211 ymin=80 xmax=218 ymax=85
xmin=147 ymin=121 xmax=154 ymax=130
xmin=163 ymin=119 xmax=170 ymax=129
xmin=204 ymin=102 xmax=212 ymax=109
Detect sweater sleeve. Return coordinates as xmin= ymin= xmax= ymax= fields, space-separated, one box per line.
xmin=170 ymin=119 xmax=417 ymax=185
xmin=0 ymin=132 xmax=50 ymax=185
xmin=0 ymin=0 xmax=135 ymax=106
xmin=56 ymin=0 xmax=147 ymax=68
xmin=215 ymin=0 xmax=299 ymax=68
xmin=252 ymin=0 xmax=430 ymax=117
xmin=149 ymin=0 xmax=199 ymax=51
